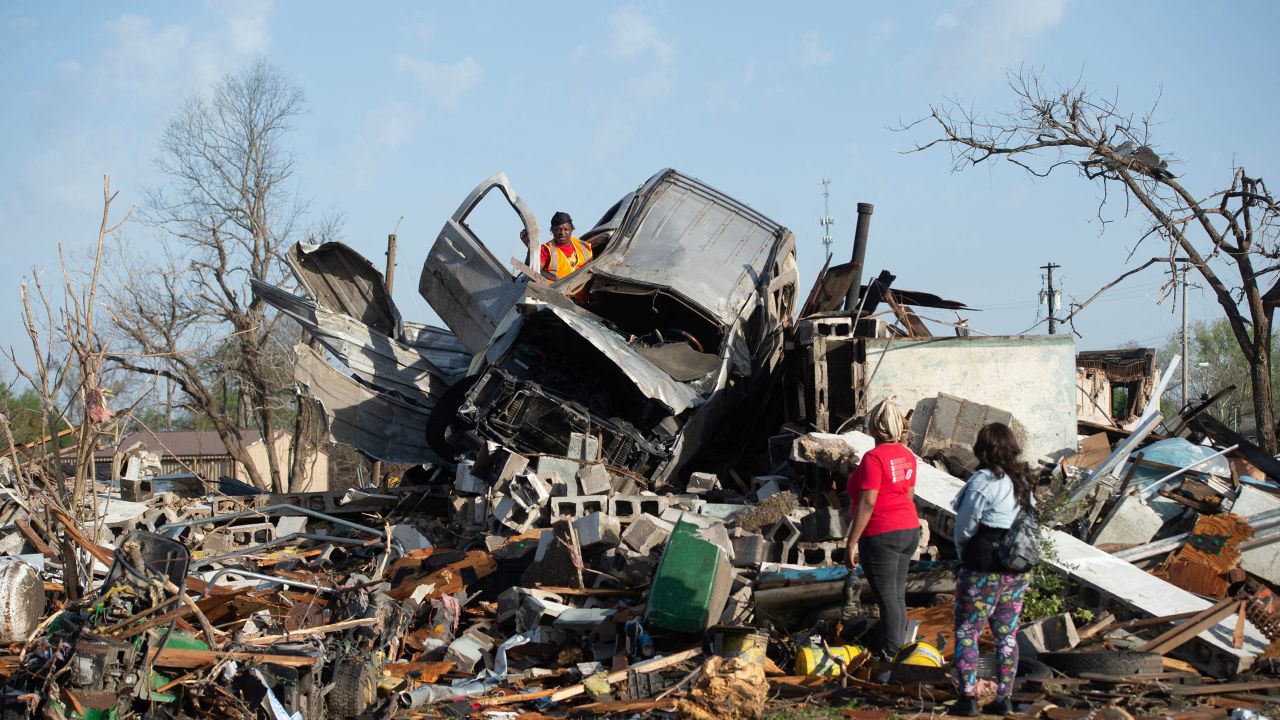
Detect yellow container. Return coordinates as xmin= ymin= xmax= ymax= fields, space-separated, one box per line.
xmin=794 ymin=644 xmax=866 ymax=676
xmin=720 ymin=629 xmax=768 ymax=668
xmin=894 ymin=641 xmax=944 ymax=667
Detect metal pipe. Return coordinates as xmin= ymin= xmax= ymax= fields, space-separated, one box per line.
xmin=1134 ymin=444 xmax=1238 ymax=500
xmin=190 ymin=532 xmax=384 ymax=570
xmin=157 ymin=503 xmax=395 ymax=548
xmin=199 ymin=568 xmax=334 ymax=598
xmin=843 ymin=202 xmax=874 ymax=312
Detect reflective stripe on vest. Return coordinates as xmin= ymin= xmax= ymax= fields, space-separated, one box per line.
xmin=543 ymin=236 xmax=592 ymax=280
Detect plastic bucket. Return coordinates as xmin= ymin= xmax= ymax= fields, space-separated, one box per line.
xmin=794 ymin=644 xmax=866 ymax=676
xmin=894 ymin=640 xmax=944 ymax=667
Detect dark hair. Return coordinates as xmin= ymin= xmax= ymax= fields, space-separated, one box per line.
xmin=550 ymin=211 xmax=573 ymax=228
xmin=973 ymin=422 xmax=1035 ymax=508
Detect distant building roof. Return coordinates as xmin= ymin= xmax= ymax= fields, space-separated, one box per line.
xmin=95 ymin=429 xmax=265 ymax=460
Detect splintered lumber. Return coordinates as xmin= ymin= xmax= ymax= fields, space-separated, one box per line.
xmin=476 ymin=647 xmax=702 ymax=706
xmin=1165 ymin=680 xmax=1280 ymax=697
xmin=389 ymin=549 xmax=495 ymax=601
xmin=241 ymin=617 xmax=378 ymax=645
xmin=1139 ymin=597 xmax=1243 ymax=656
xmin=152 ymin=647 xmax=319 ymax=669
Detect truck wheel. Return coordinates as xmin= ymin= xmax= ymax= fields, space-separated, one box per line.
xmin=1037 ymin=650 xmax=1162 ymax=677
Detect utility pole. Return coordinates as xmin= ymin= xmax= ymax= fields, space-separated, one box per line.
xmin=819 ymin=177 xmax=834 ymax=258
xmin=373 ymin=217 xmax=404 ymax=490
xmin=1039 ymin=262 xmax=1061 ymax=334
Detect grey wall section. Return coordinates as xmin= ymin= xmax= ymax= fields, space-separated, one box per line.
xmin=862 ymin=335 xmax=1077 ymax=463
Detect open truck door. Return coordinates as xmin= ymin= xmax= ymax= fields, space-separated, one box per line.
xmin=419 ymin=172 xmax=540 ymax=354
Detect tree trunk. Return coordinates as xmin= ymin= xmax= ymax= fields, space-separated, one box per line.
xmin=1251 ymin=339 xmax=1278 ymax=454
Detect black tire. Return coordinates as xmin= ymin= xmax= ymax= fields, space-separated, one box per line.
xmin=1037 ymin=650 xmax=1162 ymax=678
xmin=328 ymin=658 xmax=377 ymax=717
xmin=976 ymin=655 xmax=1053 ymax=682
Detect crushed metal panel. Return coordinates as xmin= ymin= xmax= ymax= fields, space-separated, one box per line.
xmin=294 ymin=344 xmax=442 ymax=465
xmin=539 ymin=302 xmax=705 ymax=415
xmin=255 ymin=280 xmax=467 ymax=401
xmin=419 ymin=172 xmax=536 ymax=354
xmin=588 ymin=170 xmax=789 ymax=329
xmin=290 ymin=242 xmax=401 ymax=338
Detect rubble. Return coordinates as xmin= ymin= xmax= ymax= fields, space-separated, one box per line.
xmin=8 ymin=171 xmax=1280 ymax=718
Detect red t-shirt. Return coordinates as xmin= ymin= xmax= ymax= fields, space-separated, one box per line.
xmin=847 ymin=443 xmax=919 ymax=538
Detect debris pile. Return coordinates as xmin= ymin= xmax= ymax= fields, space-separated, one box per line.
xmin=6 ymin=168 xmax=1280 ymax=718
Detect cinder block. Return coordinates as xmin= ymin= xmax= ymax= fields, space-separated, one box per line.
xmin=801 ymin=507 xmax=848 ymax=542
xmin=509 ymin=472 xmax=551 ymax=510
xmin=522 ymin=520 xmax=584 ymax=588
xmin=1017 ymin=613 xmax=1079 ymax=658
xmin=609 ymin=495 xmax=671 ymax=520
xmin=576 ymin=463 xmax=612 ymax=496
xmin=537 ymin=456 xmax=582 ymax=497
xmin=719 ymin=585 xmax=754 ymax=625
xmin=730 ymin=531 xmax=768 ymax=568
xmin=493 ymin=495 xmax=541 ymax=532
xmin=660 ymin=506 xmax=717 ymax=528
xmin=765 ymin=516 xmax=801 ymax=562
xmin=1092 ymin=495 xmax=1163 ymax=546
xmin=568 ymin=433 xmax=601 ymax=462
xmin=609 ymin=471 xmax=640 ymax=496
xmin=787 ymin=541 xmax=844 ymax=567
xmin=696 ymin=523 xmax=735 ymax=564
xmin=573 ymin=512 xmax=622 ymax=550
xmin=550 ymin=495 xmax=609 ymax=520
xmin=474 ymin=445 xmax=529 ymax=485
xmin=453 ymin=496 xmax=487 ymax=529
xmin=754 ymin=476 xmax=784 ymax=501
xmin=621 ymin=514 xmax=675 ymax=555
xmin=686 ymin=472 xmax=719 ymax=495
xmin=454 ymin=460 xmax=487 ymax=495
xmin=445 ymin=629 xmax=497 ymax=673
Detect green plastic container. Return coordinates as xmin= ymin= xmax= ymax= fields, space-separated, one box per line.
xmin=645 ymin=519 xmax=732 ymax=634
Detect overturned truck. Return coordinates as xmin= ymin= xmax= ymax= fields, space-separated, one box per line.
xmin=257 ymin=169 xmax=798 ymax=487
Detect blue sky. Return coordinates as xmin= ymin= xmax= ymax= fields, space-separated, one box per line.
xmin=1 ymin=1 xmax=1277 ymax=376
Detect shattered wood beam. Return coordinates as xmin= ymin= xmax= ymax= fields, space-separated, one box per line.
xmin=151 ymin=647 xmax=319 ymax=669
xmin=1138 ymin=598 xmax=1243 ymax=655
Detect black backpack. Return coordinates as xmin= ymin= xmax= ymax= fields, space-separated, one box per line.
xmin=995 ymin=503 xmax=1041 ymax=573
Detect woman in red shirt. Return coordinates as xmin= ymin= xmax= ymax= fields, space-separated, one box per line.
xmin=845 ymin=397 xmax=920 ymax=658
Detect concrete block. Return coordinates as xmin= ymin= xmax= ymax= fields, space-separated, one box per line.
xmin=610 ymin=547 xmax=657 ymax=586
xmin=537 ymin=456 xmax=582 ymax=497
xmin=609 ymin=495 xmax=671 ymax=519
xmin=621 ymin=515 xmax=675 ymax=555
xmin=552 ymin=607 xmax=616 ymax=633
xmin=454 ymin=460 xmax=487 ymax=495
xmin=576 ymin=463 xmax=612 ymax=496
xmin=753 ymin=476 xmax=783 ymax=501
xmin=453 ymin=496 xmax=487 ymax=529
xmin=719 ymin=585 xmax=754 ymax=625
xmin=686 ymin=472 xmax=719 ymax=495
xmin=801 ymin=507 xmax=848 ymax=542
xmin=696 ymin=522 xmax=735 ymax=564
xmin=669 ymin=495 xmax=707 ymax=513
xmin=790 ymin=432 xmax=875 ymax=475
xmin=787 ymin=541 xmax=845 ymax=567
xmin=474 ymin=445 xmax=530 ymax=485
xmin=730 ymin=531 xmax=768 ymax=568
xmin=1017 ymin=613 xmax=1079 ymax=658
xmin=493 ymin=495 xmax=541 ymax=533
xmin=391 ymin=524 xmax=433 ymax=552
xmin=509 ymin=472 xmax=551 ymax=510
xmin=1092 ymin=494 xmax=1164 ymax=546
xmin=550 ymin=495 xmax=609 ymax=520
xmin=445 ymin=629 xmax=497 ymax=673
xmin=660 ymin=506 xmax=718 ymax=529
xmin=573 ymin=512 xmax=622 ymax=550
xmin=275 ymin=515 xmax=308 ymax=537
xmin=568 ymin=433 xmax=601 ymax=462
xmin=609 ymin=471 xmax=639 ymax=496
xmin=765 ymin=515 xmax=801 ymax=562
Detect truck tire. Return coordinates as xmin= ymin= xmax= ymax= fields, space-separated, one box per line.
xmin=327 ymin=658 xmax=377 ymax=717
xmin=1037 ymin=650 xmax=1162 ymax=678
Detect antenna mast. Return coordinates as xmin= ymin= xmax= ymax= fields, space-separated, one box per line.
xmin=820 ymin=177 xmax=834 ymax=257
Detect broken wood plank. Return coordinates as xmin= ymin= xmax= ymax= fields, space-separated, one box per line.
xmin=475 ymin=648 xmax=702 ymax=706
xmin=1139 ymin=597 xmax=1243 ymax=655
xmin=151 ymin=647 xmax=319 ymax=669
xmin=1166 ymin=680 xmax=1280 ymax=696
xmin=240 ymin=617 xmax=378 ymax=645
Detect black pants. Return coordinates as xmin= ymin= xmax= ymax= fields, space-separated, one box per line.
xmin=859 ymin=525 xmax=920 ymax=657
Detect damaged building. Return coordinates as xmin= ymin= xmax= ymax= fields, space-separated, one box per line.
xmin=4 ymin=169 xmax=1280 ymax=719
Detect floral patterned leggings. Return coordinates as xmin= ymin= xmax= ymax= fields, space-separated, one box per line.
xmin=953 ymin=567 xmax=1032 ymax=698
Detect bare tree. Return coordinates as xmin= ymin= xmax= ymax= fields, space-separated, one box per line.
xmin=904 ymin=69 xmax=1280 ymax=453
xmin=107 ymin=59 xmax=309 ymax=492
